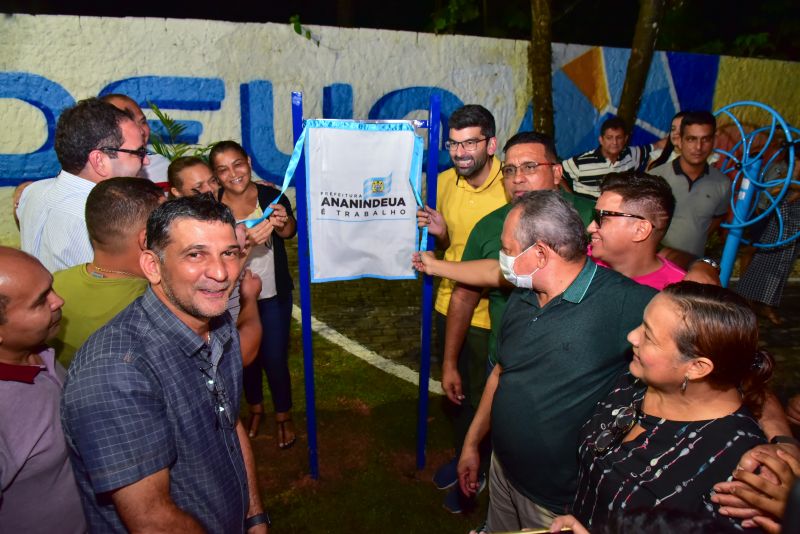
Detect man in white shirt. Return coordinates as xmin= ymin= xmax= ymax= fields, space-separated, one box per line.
xmin=101 ymin=93 xmax=170 ymax=186
xmin=17 ymin=98 xmax=148 ymax=272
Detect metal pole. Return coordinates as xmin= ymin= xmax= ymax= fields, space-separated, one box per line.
xmin=416 ymin=92 xmax=441 ymax=470
xmin=291 ymin=91 xmax=320 ymax=479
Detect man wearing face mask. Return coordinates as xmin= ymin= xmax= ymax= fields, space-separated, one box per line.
xmin=457 ymin=191 xmax=656 ymax=532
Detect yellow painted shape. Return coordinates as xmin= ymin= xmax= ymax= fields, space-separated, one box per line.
xmin=562 ymin=47 xmax=611 ymax=112
xmin=714 ymin=56 xmax=800 ymax=129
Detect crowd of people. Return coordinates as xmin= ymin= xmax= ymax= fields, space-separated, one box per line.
xmin=412 ymin=105 xmax=800 ymax=533
xmin=1 ymin=95 xmax=798 ymax=533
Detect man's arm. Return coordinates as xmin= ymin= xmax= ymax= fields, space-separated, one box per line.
xmin=458 ymin=363 xmax=502 ymax=496
xmin=237 ymin=269 xmax=263 ymax=367
xmin=441 ymin=283 xmax=483 ymax=405
xmin=237 ymin=421 xmax=268 ymax=533
xmin=658 ymin=246 xmax=697 ymax=270
xmin=681 ymin=259 xmax=721 ymax=285
xmin=110 ymin=469 xmax=205 ymax=533
xmin=412 ymin=253 xmax=508 ymax=288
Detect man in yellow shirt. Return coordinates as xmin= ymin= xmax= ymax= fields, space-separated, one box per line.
xmin=417 ymin=104 xmax=509 ymax=512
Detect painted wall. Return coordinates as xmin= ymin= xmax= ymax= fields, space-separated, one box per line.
xmin=1 ymin=14 xmax=798 ymax=246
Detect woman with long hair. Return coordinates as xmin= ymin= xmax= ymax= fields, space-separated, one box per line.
xmin=210 ymin=140 xmax=298 ymax=449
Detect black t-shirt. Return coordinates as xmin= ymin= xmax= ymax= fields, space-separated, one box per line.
xmin=572 ymin=373 xmax=765 ymax=531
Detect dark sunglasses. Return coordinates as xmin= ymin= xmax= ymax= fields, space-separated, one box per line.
xmin=591 ymin=402 xmax=641 ymax=456
xmin=98 ymin=146 xmax=153 ymax=160
xmin=592 ymin=209 xmax=646 ymax=228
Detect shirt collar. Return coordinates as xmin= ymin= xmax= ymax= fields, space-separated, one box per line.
xmin=562 ymin=258 xmax=598 ymax=303
xmin=455 ymin=156 xmax=502 ymax=193
xmin=0 ymin=347 xmax=55 ymax=384
xmin=592 ymin=146 xmax=632 ymax=163
xmin=141 ymin=287 xmax=233 ymax=359
xmin=672 ymin=157 xmax=710 ymax=178
xmin=57 ymin=169 xmax=98 ymax=192
xmin=519 ymin=257 xmax=597 ymax=307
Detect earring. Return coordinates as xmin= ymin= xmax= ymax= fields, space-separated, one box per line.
xmin=680 ymin=375 xmax=689 ymax=393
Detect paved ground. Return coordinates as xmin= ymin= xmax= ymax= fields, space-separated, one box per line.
xmin=287 ymin=242 xmax=799 ymax=406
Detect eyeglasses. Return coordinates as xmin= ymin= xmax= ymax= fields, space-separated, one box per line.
xmin=592 ymin=209 xmax=646 ymax=228
xmin=501 ymin=162 xmax=557 ymax=179
xmin=444 ymin=137 xmax=488 ymax=152
xmin=98 ymin=146 xmax=153 ymax=160
xmin=197 ymin=358 xmax=235 ymax=430
xmin=591 ymin=402 xmax=641 ymax=456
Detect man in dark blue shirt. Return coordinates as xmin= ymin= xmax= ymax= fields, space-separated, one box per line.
xmin=62 ymin=196 xmax=269 ymax=533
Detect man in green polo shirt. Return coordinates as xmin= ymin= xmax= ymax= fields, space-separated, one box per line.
xmin=457 ymin=191 xmax=656 ymax=531
xmin=413 ymin=132 xmax=594 ymax=371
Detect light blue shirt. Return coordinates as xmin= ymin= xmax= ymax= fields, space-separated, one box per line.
xmin=17 ymin=170 xmax=96 ymax=272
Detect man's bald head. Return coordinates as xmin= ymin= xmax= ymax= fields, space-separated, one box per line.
xmin=0 ymin=249 xmax=64 ymax=354
xmin=0 ymin=248 xmax=42 ymax=323
xmin=101 ymin=93 xmax=150 ymax=143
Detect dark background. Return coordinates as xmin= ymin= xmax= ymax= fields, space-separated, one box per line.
xmin=2 ymin=0 xmax=798 ymax=61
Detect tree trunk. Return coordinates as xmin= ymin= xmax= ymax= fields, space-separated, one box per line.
xmin=529 ymin=0 xmax=554 ymax=137
xmin=337 ymin=0 xmax=355 ymax=27
xmin=617 ymin=0 xmax=666 ymax=132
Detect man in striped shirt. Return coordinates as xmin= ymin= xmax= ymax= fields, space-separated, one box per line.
xmin=562 ymin=116 xmax=658 ymax=200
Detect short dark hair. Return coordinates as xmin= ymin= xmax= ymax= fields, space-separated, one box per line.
xmin=448 ymin=104 xmax=496 ymax=139
xmin=168 ymin=156 xmax=210 ymax=192
xmin=600 ymin=116 xmax=628 ymax=136
xmin=503 ymin=131 xmax=559 ymax=162
xmin=55 ymin=98 xmax=133 ymax=174
xmin=600 ymin=171 xmax=675 ymax=237
xmin=86 ymin=177 xmax=164 ymax=253
xmin=662 ymin=282 xmax=774 ymax=418
xmin=512 ymin=190 xmax=587 ymax=262
xmin=209 ymin=140 xmax=248 ymax=167
xmin=0 ymin=293 xmax=8 ymax=325
xmin=680 ymin=111 xmax=716 ymax=136
xmin=146 ymin=195 xmax=236 ymax=259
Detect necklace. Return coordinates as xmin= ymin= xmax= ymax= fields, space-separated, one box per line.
xmin=90 ymin=263 xmax=137 ymax=278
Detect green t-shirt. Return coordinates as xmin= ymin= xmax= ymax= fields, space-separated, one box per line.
xmin=492 ymin=259 xmax=656 ymax=512
xmin=52 ymin=264 xmax=148 ymax=364
xmin=461 ymin=191 xmax=595 ymax=364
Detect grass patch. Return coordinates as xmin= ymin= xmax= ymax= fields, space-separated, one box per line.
xmin=248 ymin=320 xmax=486 ymax=532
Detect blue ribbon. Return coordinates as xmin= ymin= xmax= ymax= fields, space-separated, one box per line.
xmin=242 ymin=128 xmax=308 ymax=229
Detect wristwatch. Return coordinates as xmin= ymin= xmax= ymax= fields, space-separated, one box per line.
xmin=245 ymin=511 xmax=271 ymax=529
xmin=698 ymin=257 xmax=721 ymax=272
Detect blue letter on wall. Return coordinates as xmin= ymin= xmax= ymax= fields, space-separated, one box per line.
xmin=100 ymin=76 xmax=225 ymax=144
xmin=0 ymin=73 xmax=75 ymax=182
xmin=369 ymin=87 xmax=464 ymax=172
xmin=240 ymin=81 xmax=290 ymax=182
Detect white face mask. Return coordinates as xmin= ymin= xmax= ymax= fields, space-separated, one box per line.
xmin=498 ymin=244 xmax=540 ymax=289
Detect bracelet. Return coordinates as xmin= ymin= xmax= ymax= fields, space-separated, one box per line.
xmin=770 ymin=435 xmax=800 ymax=447
xmin=245 ymin=511 xmax=271 ymax=529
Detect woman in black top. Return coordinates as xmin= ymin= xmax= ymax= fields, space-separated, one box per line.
xmin=210 ymin=141 xmax=298 ymax=449
xmin=552 ymin=282 xmax=773 ymax=532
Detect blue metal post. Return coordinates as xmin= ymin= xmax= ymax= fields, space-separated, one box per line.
xmin=417 ymin=92 xmax=442 ymax=470
xmin=720 ymin=158 xmax=762 ymax=287
xmin=291 ymin=91 xmax=320 ymax=479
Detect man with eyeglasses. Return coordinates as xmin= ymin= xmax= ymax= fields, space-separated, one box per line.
xmin=17 ymin=97 xmax=149 ymax=272
xmin=62 ymin=196 xmax=269 ymax=533
xmin=102 ymin=93 xmax=171 ymax=188
xmin=414 ymin=131 xmax=594 ymax=366
xmin=416 ymin=104 xmax=508 ymax=512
